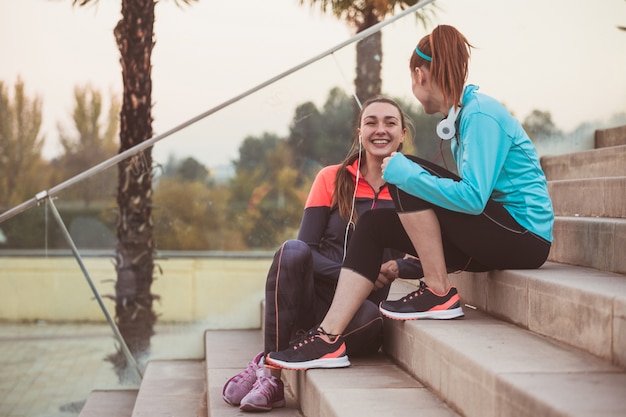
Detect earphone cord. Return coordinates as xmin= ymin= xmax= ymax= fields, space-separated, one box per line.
xmin=343 ymin=140 xmax=362 ymax=262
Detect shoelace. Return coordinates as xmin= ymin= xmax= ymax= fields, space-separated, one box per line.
xmin=253 ymin=375 xmax=279 ymax=399
xmin=233 ymin=360 xmax=259 ymax=383
xmin=292 ymin=326 xmax=341 ymax=350
xmin=292 ymin=329 xmax=318 ymax=350
xmin=403 ymin=280 xmax=428 ymax=302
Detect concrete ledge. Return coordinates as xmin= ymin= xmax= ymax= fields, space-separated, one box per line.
xmin=0 ymin=257 xmax=270 ymax=327
xmin=445 ymin=263 xmax=626 ymax=367
xmin=382 ymin=306 xmax=626 ymax=417
xmin=595 ymin=125 xmax=626 ymax=148
xmin=540 ymin=144 xmax=626 ymax=180
xmin=550 ymin=216 xmax=626 ymax=274
xmin=133 ymin=360 xmax=207 ymax=417
xmin=548 ymin=177 xmax=626 ymax=218
xmin=78 ymin=389 xmax=138 ymax=417
xmin=283 ymin=354 xmax=459 ymax=417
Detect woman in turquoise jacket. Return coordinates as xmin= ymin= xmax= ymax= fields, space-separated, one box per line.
xmin=266 ymin=24 xmax=555 ymax=371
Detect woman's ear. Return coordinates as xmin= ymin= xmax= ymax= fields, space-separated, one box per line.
xmin=413 ymin=67 xmax=426 ymax=85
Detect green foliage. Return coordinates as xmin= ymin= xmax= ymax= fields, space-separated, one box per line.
xmin=523 ymin=109 xmax=562 ymax=142
xmin=153 ymin=155 xmax=245 ymax=250
xmin=298 ymin=0 xmax=432 ymax=29
xmin=153 ymin=177 xmax=245 ymax=250
xmin=54 ymin=85 xmax=120 ymax=207
xmin=229 ymin=134 xmax=309 ymax=249
xmin=0 ymin=78 xmax=47 ymax=209
xmin=288 ymin=87 xmax=353 ymax=170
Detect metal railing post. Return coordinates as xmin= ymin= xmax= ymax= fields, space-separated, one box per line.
xmin=39 ymin=191 xmax=144 ymax=380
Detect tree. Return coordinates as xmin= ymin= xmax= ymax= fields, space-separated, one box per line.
xmin=523 ymin=109 xmax=561 ymax=141
xmin=55 ymin=84 xmax=119 ymax=206
xmin=230 ymin=133 xmax=309 ymax=248
xmin=288 ymin=87 xmax=353 ymax=170
xmin=298 ymin=1 xmax=432 ymax=121
xmin=0 ymin=78 xmax=47 ymax=209
xmin=72 ymin=0 xmax=198 ymax=381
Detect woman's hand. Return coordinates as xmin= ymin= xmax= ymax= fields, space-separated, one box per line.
xmin=382 ymin=152 xmax=397 ymax=174
xmin=373 ymin=259 xmax=399 ymax=290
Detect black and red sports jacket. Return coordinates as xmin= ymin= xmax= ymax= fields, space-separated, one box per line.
xmin=297 ymin=160 xmax=421 ymax=294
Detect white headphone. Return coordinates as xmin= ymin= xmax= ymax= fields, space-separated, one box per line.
xmin=436 ymin=106 xmax=461 ymax=140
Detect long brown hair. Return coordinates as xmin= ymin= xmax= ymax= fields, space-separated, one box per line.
xmin=410 ymin=25 xmax=473 ymax=110
xmin=333 ymin=97 xmax=408 ymax=221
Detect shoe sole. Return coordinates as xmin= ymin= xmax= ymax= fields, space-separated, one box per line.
xmin=380 ymin=306 xmax=464 ymax=320
xmin=240 ymin=399 xmax=286 ymax=411
xmin=265 ymin=355 xmax=351 ymax=370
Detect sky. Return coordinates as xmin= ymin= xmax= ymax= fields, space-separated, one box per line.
xmin=1 ymin=0 xmax=625 ymax=169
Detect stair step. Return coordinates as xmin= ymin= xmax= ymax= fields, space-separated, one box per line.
xmin=550 ymin=216 xmax=626 ymax=274
xmin=382 ymin=284 xmax=626 ymax=417
xmin=204 ymin=330 xmax=302 ymax=416
xmin=441 ymin=263 xmax=626 ymax=367
xmin=204 ymin=330 xmax=460 ymax=417
xmin=78 ymin=389 xmax=138 ymax=417
xmin=132 ymin=360 xmax=207 ymax=417
xmin=595 ymin=125 xmax=626 ymax=148
xmin=282 ymin=354 xmax=460 ymax=417
xmin=540 ymin=144 xmax=626 ymax=180
xmin=549 ymin=176 xmax=626 ymax=218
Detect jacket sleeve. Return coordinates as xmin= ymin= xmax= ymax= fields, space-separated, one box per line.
xmin=382 ymin=113 xmax=509 ymax=214
xmin=296 ymin=166 xmax=342 ymax=281
xmin=297 ymin=206 xmax=341 ymax=280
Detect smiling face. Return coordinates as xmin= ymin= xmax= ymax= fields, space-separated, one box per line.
xmin=357 ymin=101 xmax=405 ymax=159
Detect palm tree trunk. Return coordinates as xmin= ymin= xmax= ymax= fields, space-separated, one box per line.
xmin=353 ymin=10 xmax=382 ymax=123
xmin=108 ymin=0 xmax=157 ymax=381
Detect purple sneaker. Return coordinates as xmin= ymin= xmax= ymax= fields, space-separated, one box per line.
xmin=222 ymin=351 xmax=264 ymax=406
xmin=239 ymin=367 xmax=286 ymax=412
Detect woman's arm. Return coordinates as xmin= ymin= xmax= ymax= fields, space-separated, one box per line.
xmin=383 ymin=113 xmax=508 ymax=214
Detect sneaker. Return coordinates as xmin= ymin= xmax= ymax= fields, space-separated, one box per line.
xmin=222 ymin=351 xmax=264 ymax=406
xmin=380 ymin=280 xmax=464 ymax=320
xmin=265 ymin=328 xmax=351 ymax=370
xmin=239 ymin=367 xmax=286 ymax=412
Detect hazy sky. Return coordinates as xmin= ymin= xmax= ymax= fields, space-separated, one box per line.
xmin=1 ymin=0 xmax=625 ymax=168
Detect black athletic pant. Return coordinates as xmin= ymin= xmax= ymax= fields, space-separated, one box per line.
xmin=343 ymin=156 xmax=551 ymax=284
xmin=264 ymin=239 xmax=385 ymax=357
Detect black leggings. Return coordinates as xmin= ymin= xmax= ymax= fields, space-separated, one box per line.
xmin=343 ymin=156 xmax=551 ymax=283
xmin=264 ymin=239 xmax=384 ymax=357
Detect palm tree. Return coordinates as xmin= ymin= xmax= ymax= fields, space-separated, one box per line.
xmin=72 ymin=0 xmax=197 ymax=381
xmin=298 ymin=0 xmax=432 ymax=120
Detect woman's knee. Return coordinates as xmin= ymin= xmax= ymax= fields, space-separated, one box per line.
xmin=273 ymin=239 xmax=312 ymax=271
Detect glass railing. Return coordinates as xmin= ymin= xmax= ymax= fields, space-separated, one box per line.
xmin=1 ymin=0 xmax=624 ymax=415
xmin=0 ymin=4 xmax=437 ymax=414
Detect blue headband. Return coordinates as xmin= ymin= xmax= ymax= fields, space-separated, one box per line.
xmin=415 ymin=46 xmax=432 ymax=62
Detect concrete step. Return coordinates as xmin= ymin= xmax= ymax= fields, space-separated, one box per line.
xmin=548 ymin=177 xmax=626 ymax=218
xmin=540 ymin=144 xmax=626 ymax=180
xmin=78 ymin=389 xmax=138 ymax=417
xmin=442 ymin=262 xmax=626 ymax=368
xmin=550 ymin=216 xmax=626 ymax=274
xmin=204 ymin=329 xmax=460 ymax=417
xmin=204 ymin=330 xmax=302 ymax=416
xmin=382 ymin=301 xmax=626 ymax=417
xmin=282 ymin=353 xmax=460 ymax=417
xmin=131 ymin=360 xmax=207 ymax=417
xmin=595 ymin=125 xmax=626 ymax=148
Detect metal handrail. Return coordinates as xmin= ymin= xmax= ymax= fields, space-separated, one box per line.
xmin=0 ymin=0 xmax=435 ymax=224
